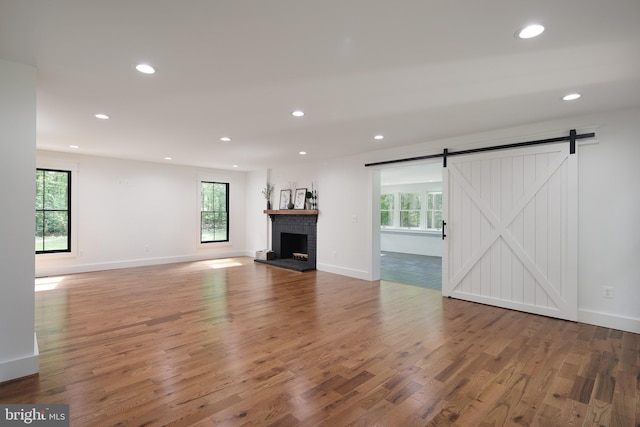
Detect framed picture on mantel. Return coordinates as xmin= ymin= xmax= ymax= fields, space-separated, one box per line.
xmin=279 ymin=189 xmax=291 ymax=209
xmin=294 ymin=188 xmax=307 ymax=209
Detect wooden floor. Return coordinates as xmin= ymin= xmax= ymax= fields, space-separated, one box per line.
xmin=1 ymin=258 xmax=638 ymax=426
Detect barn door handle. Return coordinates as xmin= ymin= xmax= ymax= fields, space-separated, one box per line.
xmin=442 ymin=221 xmax=447 ymax=240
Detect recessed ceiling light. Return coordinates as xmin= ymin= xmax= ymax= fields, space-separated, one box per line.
xmin=95 ymin=113 xmax=110 ymax=120
xmin=562 ymin=93 xmax=581 ymax=101
xmin=517 ymin=24 xmax=545 ymax=39
xmin=220 ymin=137 xmax=231 ymax=142
xmin=69 ymin=145 xmax=79 ymax=149
xmin=374 ymin=135 xmax=384 ymax=140
xmin=136 ymin=63 xmax=156 ymax=74
xmin=292 ymin=110 xmax=305 ymax=117
xmin=164 ymin=157 xmax=172 ymax=160
xmin=299 ymin=151 xmax=307 ymax=155
xmin=232 ymin=164 xmax=239 ymax=168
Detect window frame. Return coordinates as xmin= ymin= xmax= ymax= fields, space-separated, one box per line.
xmin=199 ymin=180 xmax=230 ymax=244
xmin=36 ymin=168 xmax=72 ymax=254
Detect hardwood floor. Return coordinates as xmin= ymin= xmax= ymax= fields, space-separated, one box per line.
xmin=1 ymin=257 xmax=638 ymax=426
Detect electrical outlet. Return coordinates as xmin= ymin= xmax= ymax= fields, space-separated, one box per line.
xmin=602 ymin=286 xmax=614 ymax=299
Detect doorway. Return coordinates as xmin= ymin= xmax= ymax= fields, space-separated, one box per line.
xmin=378 ymin=162 xmax=443 ymax=290
xmin=370 ymin=129 xmax=586 ymax=321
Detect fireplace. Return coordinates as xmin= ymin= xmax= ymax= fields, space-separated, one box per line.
xmin=280 ymin=232 xmax=308 ymax=259
xmin=255 ymin=210 xmax=318 ymax=272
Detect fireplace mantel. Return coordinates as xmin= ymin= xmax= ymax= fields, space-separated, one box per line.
xmin=263 ymin=209 xmax=318 ymax=215
xmin=264 ymin=209 xmax=318 ymax=221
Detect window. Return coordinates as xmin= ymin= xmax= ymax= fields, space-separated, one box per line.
xmin=380 ymin=194 xmax=394 ymax=227
xmin=399 ymin=192 xmax=421 ymax=228
xmin=36 ymin=168 xmax=71 ymax=253
xmin=380 ymin=189 xmax=443 ymax=231
xmin=200 ymin=181 xmax=229 ymax=243
xmin=426 ymin=192 xmax=443 ymax=230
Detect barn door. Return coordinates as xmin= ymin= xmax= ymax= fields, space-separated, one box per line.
xmin=442 ymin=143 xmax=577 ymax=321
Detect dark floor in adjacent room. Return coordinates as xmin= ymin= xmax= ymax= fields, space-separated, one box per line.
xmin=380 ymin=250 xmax=442 ymax=290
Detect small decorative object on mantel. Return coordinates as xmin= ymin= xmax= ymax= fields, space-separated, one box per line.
xmin=311 ymin=181 xmax=318 ymax=209
xmin=262 ymin=180 xmax=274 ymax=210
xmin=305 ymin=191 xmax=312 ymax=210
xmin=287 ymin=181 xmax=296 ymax=209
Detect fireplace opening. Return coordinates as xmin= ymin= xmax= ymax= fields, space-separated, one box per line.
xmin=281 ymin=232 xmax=308 ymax=260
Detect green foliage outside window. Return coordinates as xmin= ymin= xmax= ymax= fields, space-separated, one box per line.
xmin=380 ymin=190 xmax=443 ymax=230
xmin=36 ymin=169 xmax=71 ymax=252
xmin=380 ymin=194 xmax=394 ymax=226
xmin=400 ymin=193 xmax=421 ymax=228
xmin=427 ymin=192 xmax=443 ymax=230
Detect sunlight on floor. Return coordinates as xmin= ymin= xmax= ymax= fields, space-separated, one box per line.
xmin=34 ymin=276 xmax=64 ymax=292
xmin=209 ymin=259 xmax=243 ymax=269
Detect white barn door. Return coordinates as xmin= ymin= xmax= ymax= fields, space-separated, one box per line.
xmin=442 ymin=143 xmax=577 ymax=321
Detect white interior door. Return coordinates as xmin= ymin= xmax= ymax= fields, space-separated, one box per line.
xmin=442 ymin=143 xmax=577 ymax=321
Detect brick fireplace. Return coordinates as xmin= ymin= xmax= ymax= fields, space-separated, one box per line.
xmin=255 ymin=210 xmax=318 ymax=272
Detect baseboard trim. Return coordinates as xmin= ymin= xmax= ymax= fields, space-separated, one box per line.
xmin=0 ymin=334 xmax=39 ymax=384
xmin=578 ymin=309 xmax=640 ymax=334
xmin=316 ymin=263 xmax=371 ymax=281
xmin=35 ymin=251 xmax=248 ymax=277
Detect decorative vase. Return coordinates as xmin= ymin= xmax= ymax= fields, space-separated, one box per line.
xmin=287 ymin=202 xmax=294 ymax=209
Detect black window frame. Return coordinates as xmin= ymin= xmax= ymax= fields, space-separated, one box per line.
xmin=200 ymin=181 xmax=230 ymax=244
xmin=36 ymin=168 xmax=72 ymax=254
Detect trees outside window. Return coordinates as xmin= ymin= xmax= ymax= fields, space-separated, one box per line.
xmin=399 ymin=193 xmax=421 ymax=228
xmin=36 ymin=168 xmax=71 ymax=253
xmin=426 ymin=192 xmax=443 ymax=230
xmin=200 ymin=181 xmax=229 ymax=243
xmin=380 ymin=190 xmax=443 ymax=231
xmin=380 ymin=194 xmax=394 ymax=227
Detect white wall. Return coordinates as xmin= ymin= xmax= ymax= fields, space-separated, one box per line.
xmin=36 ymin=151 xmax=248 ymax=277
xmin=381 ymin=231 xmax=442 ymax=257
xmin=245 ymin=169 xmax=270 ymax=254
xmin=0 ymin=60 xmax=39 ymax=382
xmin=576 ymin=108 xmax=640 ymax=333
xmin=317 ymin=156 xmax=374 ymax=280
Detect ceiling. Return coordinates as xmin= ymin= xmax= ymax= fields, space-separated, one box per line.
xmin=381 ymin=163 xmax=442 ymax=186
xmin=2 ymin=1 xmax=640 ymax=172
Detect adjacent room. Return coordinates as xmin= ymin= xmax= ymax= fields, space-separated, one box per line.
xmin=380 ymin=162 xmax=443 ymax=290
xmin=1 ymin=1 xmax=639 ymax=425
